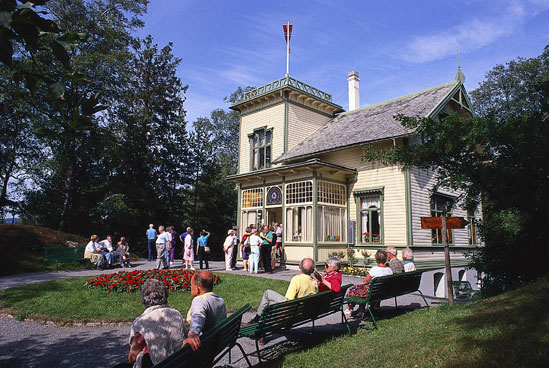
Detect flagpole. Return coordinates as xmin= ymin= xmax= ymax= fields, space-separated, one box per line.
xmin=286 ymin=21 xmax=290 ymax=76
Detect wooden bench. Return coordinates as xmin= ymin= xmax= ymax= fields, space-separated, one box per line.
xmin=154 ymin=304 xmax=251 ymax=368
xmin=43 ymin=246 xmax=86 ymax=272
xmin=344 ymin=270 xmax=429 ymax=330
xmin=239 ymin=284 xmax=352 ymax=362
xmin=452 ymin=280 xmax=475 ymax=298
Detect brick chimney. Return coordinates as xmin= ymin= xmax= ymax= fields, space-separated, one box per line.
xmin=347 ymin=71 xmax=360 ymax=111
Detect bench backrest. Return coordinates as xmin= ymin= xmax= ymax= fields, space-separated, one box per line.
xmin=316 ymin=284 xmax=352 ymax=318
xmin=258 ymin=291 xmax=328 ymax=334
xmin=368 ymin=270 xmax=423 ymax=303
xmin=43 ymin=246 xmax=85 ymax=259
xmin=154 ymin=304 xmax=251 ymax=368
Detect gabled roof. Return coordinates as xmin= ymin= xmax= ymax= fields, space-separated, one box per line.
xmin=274 ymin=81 xmax=460 ymax=163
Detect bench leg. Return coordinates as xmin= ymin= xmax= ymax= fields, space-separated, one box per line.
xmin=417 ymin=290 xmax=430 ymax=309
xmin=234 ymin=342 xmax=252 ymax=368
xmin=255 ymin=337 xmax=262 ymax=363
xmin=394 ymin=296 xmax=398 ymax=308
xmin=341 ymin=310 xmax=351 ymax=336
xmin=359 ymin=305 xmax=377 ymax=331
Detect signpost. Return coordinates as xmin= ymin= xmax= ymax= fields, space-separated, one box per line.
xmin=421 ymin=216 xmax=469 ymax=306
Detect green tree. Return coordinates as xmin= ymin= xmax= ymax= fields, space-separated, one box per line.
xmin=13 ymin=0 xmax=147 ymax=232
xmin=107 ymin=35 xmax=189 ymax=245
xmin=470 ymin=44 xmax=549 ymax=120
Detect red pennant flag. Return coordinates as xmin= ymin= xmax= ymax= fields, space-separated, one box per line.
xmin=283 ymin=24 xmax=293 ymax=43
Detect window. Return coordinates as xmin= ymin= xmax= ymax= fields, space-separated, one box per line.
xmin=467 ymin=209 xmax=478 ymax=245
xmin=318 ymin=182 xmax=346 ymax=205
xmin=431 ymin=194 xmax=454 ymax=245
xmin=285 ymin=206 xmax=313 ymax=242
xmin=318 ymin=206 xmax=346 ymax=242
xmin=242 ymin=188 xmax=263 ymax=208
xmin=266 ymin=186 xmax=282 ymax=206
xmin=286 ymin=181 xmax=313 ymax=204
xmin=250 ymin=128 xmax=272 ymax=170
xmin=358 ymin=194 xmax=382 ymax=243
xmin=318 ymin=181 xmax=346 ymax=242
xmin=242 ymin=210 xmax=263 ymax=229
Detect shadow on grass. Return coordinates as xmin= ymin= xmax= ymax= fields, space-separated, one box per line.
xmin=445 ymin=280 xmax=549 ymax=368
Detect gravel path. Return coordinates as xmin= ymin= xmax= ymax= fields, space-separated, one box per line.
xmin=0 ymin=260 xmax=444 ymax=367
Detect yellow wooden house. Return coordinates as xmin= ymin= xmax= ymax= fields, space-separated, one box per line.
xmin=228 ymin=68 xmax=481 ymax=279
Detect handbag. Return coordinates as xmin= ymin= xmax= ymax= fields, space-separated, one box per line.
xmin=204 ymin=246 xmax=211 ymax=254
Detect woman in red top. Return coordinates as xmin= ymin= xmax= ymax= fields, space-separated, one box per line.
xmin=314 ymin=256 xmax=342 ymax=293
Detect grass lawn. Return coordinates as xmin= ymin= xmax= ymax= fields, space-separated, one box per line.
xmin=0 ymin=273 xmax=289 ymax=323
xmin=263 ymin=277 xmax=549 ymax=368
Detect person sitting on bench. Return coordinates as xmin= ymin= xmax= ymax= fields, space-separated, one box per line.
xmin=314 ymin=256 xmax=342 ymax=293
xmin=183 ymin=271 xmax=227 ymax=351
xmin=245 ymin=257 xmax=319 ymax=324
xmin=117 ymin=279 xmax=186 ymax=368
xmin=344 ymin=249 xmax=392 ymax=318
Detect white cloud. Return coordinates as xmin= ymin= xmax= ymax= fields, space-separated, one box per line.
xmin=404 ymin=1 xmax=547 ymax=63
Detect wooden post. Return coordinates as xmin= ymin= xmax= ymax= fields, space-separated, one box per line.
xmin=442 ymin=216 xmax=455 ymax=306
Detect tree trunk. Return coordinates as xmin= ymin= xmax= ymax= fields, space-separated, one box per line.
xmin=59 ymin=143 xmax=77 ymax=232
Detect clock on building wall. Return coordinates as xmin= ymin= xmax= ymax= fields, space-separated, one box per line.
xmin=266 ymin=186 xmax=282 ymax=206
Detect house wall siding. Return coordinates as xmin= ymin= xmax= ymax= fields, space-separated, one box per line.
xmin=287 ymin=104 xmax=331 ymax=151
xmin=410 ymin=166 xmax=470 ymax=246
xmin=239 ymin=104 xmax=285 ymax=174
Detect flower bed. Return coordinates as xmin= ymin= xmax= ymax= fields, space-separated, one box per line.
xmin=341 ymin=266 xmax=369 ymax=277
xmin=86 ymin=269 xmax=221 ymax=293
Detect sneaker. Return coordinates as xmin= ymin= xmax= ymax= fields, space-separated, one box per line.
xmin=190 ymin=267 xmax=196 ymax=271
xmin=343 ymin=308 xmax=352 ymax=318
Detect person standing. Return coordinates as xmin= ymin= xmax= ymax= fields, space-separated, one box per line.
xmin=276 ymin=223 xmax=283 ymax=262
xmin=146 ymin=224 xmax=157 ymax=262
xmin=169 ymin=226 xmax=178 ymax=266
xmin=164 ymin=226 xmax=173 ymax=268
xmin=223 ymin=230 xmax=235 ymax=271
xmin=230 ymin=226 xmax=239 ymax=270
xmin=241 ymin=227 xmax=252 ymax=272
xmin=248 ymin=228 xmax=261 ymax=274
xmin=183 ymin=228 xmax=195 ymax=270
xmin=260 ymin=225 xmax=273 ymax=273
xmin=196 ymin=230 xmax=210 ymax=270
xmin=155 ymin=226 xmax=170 ymax=270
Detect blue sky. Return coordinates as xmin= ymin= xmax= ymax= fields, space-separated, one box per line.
xmin=138 ymin=0 xmax=549 ymax=123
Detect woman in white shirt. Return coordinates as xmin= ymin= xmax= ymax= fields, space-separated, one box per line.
xmin=402 ymin=247 xmax=416 ymax=272
xmin=344 ymin=249 xmax=393 ymax=317
xmin=248 ymin=228 xmax=262 ymax=274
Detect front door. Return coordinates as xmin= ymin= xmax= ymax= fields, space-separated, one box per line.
xmin=266 ymin=208 xmax=282 ymax=227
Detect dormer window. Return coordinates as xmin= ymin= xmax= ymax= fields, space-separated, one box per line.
xmin=250 ymin=127 xmax=272 ymax=170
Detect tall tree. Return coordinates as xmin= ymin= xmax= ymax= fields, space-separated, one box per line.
xmin=106 ymin=35 xmax=189 ymax=244
xmin=14 ymin=0 xmax=148 ymax=232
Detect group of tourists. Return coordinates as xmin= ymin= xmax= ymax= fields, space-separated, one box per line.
xmin=146 ymin=222 xmax=285 ymax=273
xmin=344 ymin=246 xmax=416 ymax=318
xmin=84 ymin=234 xmax=131 ymax=270
xmin=239 ymin=223 xmax=283 ymax=274
xmin=114 ymin=271 xmax=226 ymax=368
xmin=112 ymin=243 xmax=416 ymax=367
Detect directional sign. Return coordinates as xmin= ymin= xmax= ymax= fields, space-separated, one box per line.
xmin=421 ymin=216 xmax=469 ymax=229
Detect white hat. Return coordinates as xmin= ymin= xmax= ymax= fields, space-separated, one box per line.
xmin=228 ymin=229 xmax=234 ymax=235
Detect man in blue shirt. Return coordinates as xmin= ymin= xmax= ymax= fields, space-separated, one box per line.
xmin=146 ymin=224 xmax=157 ymax=262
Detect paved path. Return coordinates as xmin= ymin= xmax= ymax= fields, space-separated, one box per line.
xmin=0 ymin=260 xmax=445 ymax=367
